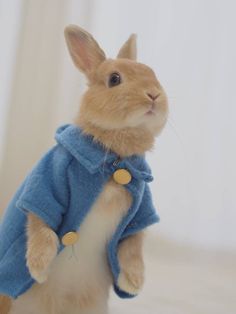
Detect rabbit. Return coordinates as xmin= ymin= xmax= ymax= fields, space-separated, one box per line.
xmin=0 ymin=25 xmax=168 ymax=314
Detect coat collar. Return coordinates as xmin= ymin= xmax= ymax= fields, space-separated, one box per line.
xmin=55 ymin=124 xmax=153 ymax=182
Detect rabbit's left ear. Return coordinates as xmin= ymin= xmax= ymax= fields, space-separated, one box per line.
xmin=64 ymin=25 xmax=106 ymax=77
xmin=117 ymin=34 xmax=137 ymax=61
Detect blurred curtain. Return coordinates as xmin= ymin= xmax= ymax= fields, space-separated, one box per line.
xmin=0 ymin=0 xmax=93 ymax=209
xmin=0 ymin=1 xmax=23 ymax=165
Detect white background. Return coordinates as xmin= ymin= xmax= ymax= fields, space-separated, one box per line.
xmin=0 ymin=0 xmax=236 ymax=251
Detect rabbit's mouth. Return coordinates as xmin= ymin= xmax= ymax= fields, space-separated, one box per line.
xmin=145 ymin=103 xmax=157 ymax=115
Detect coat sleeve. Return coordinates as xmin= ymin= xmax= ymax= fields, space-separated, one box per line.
xmin=16 ymin=145 xmax=72 ymax=231
xmin=111 ymin=183 xmax=160 ymax=299
xmin=121 ymin=183 xmax=160 ymax=240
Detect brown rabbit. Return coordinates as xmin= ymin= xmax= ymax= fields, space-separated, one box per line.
xmin=0 ymin=25 xmax=168 ymax=314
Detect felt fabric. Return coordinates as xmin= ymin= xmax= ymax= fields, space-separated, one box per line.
xmin=0 ymin=124 xmax=159 ymax=299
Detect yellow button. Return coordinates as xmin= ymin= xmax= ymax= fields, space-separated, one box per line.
xmin=61 ymin=231 xmax=79 ymax=246
xmin=113 ymin=169 xmax=132 ymax=185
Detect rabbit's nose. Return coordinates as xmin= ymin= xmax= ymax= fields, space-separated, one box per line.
xmin=146 ymin=92 xmax=159 ymax=101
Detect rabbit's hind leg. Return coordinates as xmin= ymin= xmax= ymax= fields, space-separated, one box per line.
xmin=8 ymin=284 xmax=55 ymax=314
xmin=0 ymin=295 xmax=12 ymax=314
xmin=76 ymin=301 xmax=108 ymax=314
xmin=63 ymin=292 xmax=108 ymax=314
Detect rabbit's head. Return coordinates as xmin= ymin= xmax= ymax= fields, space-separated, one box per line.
xmin=64 ymin=25 xmax=168 ymax=155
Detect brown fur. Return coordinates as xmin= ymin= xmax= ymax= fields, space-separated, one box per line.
xmin=28 ymin=282 xmax=101 ymax=312
xmin=75 ymin=57 xmax=168 ymax=157
xmin=76 ymin=58 xmax=168 ymax=139
xmin=117 ymin=34 xmax=137 ymax=60
xmin=0 ymin=295 xmax=12 ymax=314
xmin=118 ymin=232 xmax=145 ymax=292
xmin=26 ymin=213 xmax=59 ymax=283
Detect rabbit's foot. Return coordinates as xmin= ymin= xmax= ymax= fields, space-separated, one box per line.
xmin=117 ymin=264 xmax=144 ymax=295
xmin=26 ymin=229 xmax=59 ymax=283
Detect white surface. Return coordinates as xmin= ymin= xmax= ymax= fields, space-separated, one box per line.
xmin=0 ymin=0 xmax=236 ymax=251
xmin=110 ymin=234 xmax=236 ymax=314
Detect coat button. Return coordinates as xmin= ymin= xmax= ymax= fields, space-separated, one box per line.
xmin=61 ymin=231 xmax=79 ymax=246
xmin=113 ymin=169 xmax=132 ymax=185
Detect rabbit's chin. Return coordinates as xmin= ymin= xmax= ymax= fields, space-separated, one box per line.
xmin=140 ymin=112 xmax=168 ymax=136
xmin=117 ymin=109 xmax=168 ymax=137
xmin=77 ymin=107 xmax=167 ymax=138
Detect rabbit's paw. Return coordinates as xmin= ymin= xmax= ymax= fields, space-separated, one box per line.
xmin=117 ymin=266 xmax=144 ymax=295
xmin=26 ymin=229 xmax=59 ymax=283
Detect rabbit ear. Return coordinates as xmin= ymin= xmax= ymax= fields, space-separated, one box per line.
xmin=64 ymin=25 xmax=106 ymax=76
xmin=117 ymin=34 xmax=137 ymax=60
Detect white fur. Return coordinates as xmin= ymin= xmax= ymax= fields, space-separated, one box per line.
xmin=10 ymin=180 xmax=131 ymax=314
xmin=117 ymin=272 xmax=140 ymax=295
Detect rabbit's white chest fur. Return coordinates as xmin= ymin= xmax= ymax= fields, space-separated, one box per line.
xmin=10 ymin=180 xmax=131 ymax=314
xmin=49 ymin=179 xmax=131 ymax=291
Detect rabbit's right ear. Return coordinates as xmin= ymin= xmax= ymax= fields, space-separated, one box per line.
xmin=117 ymin=34 xmax=137 ymax=61
xmin=64 ymin=25 xmax=106 ymax=77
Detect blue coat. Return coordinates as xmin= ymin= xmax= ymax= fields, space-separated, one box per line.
xmin=0 ymin=124 xmax=159 ymax=299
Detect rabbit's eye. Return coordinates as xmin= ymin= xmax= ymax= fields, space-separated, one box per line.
xmin=108 ymin=73 xmax=121 ymax=87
